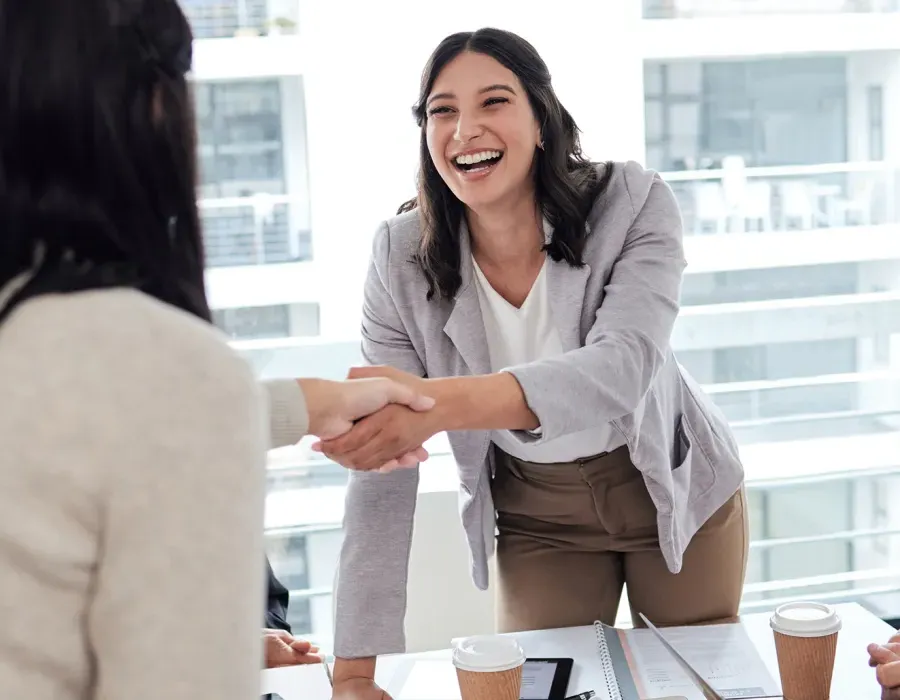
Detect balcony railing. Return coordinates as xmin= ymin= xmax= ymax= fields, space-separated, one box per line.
xmin=643 ymin=0 xmax=900 ymax=19
xmin=266 ymin=468 xmax=900 ymax=636
xmin=707 ymin=371 xmax=900 ymax=446
xmin=660 ymin=161 xmax=900 ymax=236
xmin=181 ymin=0 xmax=299 ymax=39
xmin=200 ymin=194 xmax=311 ymax=267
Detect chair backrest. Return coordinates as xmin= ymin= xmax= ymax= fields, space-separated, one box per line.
xmin=405 ymin=488 xmax=496 ymax=652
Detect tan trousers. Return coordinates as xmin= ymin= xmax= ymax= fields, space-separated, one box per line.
xmin=491 ymin=445 xmax=749 ymax=632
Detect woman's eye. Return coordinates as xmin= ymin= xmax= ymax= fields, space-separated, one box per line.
xmin=484 ymin=97 xmax=509 ymax=107
xmin=428 ymin=106 xmax=453 ymax=116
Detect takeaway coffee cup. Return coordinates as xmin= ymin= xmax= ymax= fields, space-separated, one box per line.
xmin=452 ymin=635 xmax=525 ymax=700
xmin=769 ymin=601 xmax=842 ymax=700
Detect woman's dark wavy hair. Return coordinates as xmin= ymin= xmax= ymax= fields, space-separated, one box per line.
xmin=0 ymin=0 xmax=210 ymax=321
xmin=399 ymin=27 xmax=613 ymax=302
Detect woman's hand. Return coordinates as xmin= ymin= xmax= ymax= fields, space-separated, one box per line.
xmin=263 ymin=629 xmax=323 ymax=668
xmin=868 ymin=632 xmax=900 ymax=698
xmin=299 ymin=377 xmax=434 ymax=440
xmin=314 ymin=402 xmax=441 ymax=472
xmin=869 ymin=633 xmax=900 ymax=666
xmin=309 ymin=366 xmax=436 ymax=471
xmin=332 ymin=678 xmax=393 ymax=699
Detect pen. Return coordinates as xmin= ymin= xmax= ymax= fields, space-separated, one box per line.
xmin=564 ymin=692 xmax=595 ymax=700
xmin=322 ymin=659 xmax=333 ymax=687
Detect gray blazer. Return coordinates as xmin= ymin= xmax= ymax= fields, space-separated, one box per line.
xmin=333 ymin=161 xmax=745 ymax=658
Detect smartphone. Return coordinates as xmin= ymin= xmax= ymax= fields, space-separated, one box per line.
xmin=521 ymin=657 xmax=574 ymax=700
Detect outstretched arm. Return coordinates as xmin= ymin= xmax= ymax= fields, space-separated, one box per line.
xmin=264 ymin=376 xmax=433 ymax=450
xmin=319 ymin=172 xmax=683 ymax=469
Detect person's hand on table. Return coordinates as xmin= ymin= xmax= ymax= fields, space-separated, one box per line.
xmin=868 ymin=631 xmax=900 ymax=699
xmin=312 ymin=366 xmax=440 ymax=473
xmin=331 ymin=678 xmax=393 ymax=700
xmin=263 ymin=629 xmax=323 ymax=669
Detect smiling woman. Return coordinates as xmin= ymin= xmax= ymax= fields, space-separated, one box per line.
xmin=290 ymin=27 xmax=749 ymax=700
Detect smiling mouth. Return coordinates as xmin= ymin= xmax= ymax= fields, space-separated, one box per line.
xmin=452 ymin=150 xmax=504 ymax=172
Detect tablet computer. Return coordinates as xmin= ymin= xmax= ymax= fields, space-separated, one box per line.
xmin=520 ymin=658 xmax=573 ymax=700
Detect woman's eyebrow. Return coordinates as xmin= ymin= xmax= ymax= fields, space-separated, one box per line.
xmin=426 ymin=83 xmax=516 ymax=108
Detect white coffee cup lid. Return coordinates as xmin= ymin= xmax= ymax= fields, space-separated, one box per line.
xmin=452 ymin=635 xmax=526 ymax=673
xmin=770 ymin=602 xmax=842 ymax=638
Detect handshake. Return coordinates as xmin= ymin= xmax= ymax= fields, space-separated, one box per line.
xmin=299 ymin=366 xmax=443 ymax=472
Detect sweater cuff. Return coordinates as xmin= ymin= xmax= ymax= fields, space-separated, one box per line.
xmin=264 ymin=379 xmax=309 ymax=448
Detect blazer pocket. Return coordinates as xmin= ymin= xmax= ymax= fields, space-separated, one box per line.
xmin=673 ymin=415 xmax=717 ymax=504
xmin=674 ymin=414 xmax=692 ymax=469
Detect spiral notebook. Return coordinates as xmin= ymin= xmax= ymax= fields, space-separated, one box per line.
xmin=593 ymin=618 xmax=781 ymax=700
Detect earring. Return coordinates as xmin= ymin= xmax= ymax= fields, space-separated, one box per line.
xmin=537 ymin=140 xmax=545 ymax=150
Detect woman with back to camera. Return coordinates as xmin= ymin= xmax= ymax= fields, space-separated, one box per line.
xmin=290 ymin=27 xmax=750 ymax=699
xmin=0 ymin=1 xmax=434 ymax=699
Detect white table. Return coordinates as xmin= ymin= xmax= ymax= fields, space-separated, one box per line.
xmin=262 ymin=603 xmax=897 ymax=699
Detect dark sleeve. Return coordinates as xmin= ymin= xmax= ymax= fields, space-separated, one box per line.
xmin=263 ymin=557 xmax=291 ymax=634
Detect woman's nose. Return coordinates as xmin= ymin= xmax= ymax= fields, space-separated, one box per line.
xmin=454 ymin=113 xmax=484 ymax=143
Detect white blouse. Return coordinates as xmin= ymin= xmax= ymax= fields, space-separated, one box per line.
xmin=472 ymin=256 xmax=625 ymax=463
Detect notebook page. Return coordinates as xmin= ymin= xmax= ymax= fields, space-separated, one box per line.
xmin=617 ymin=623 xmax=780 ymax=700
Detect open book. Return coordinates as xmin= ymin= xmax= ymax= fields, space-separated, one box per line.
xmin=594 ymin=617 xmax=781 ymax=700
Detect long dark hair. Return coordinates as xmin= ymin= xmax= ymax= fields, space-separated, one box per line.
xmin=400 ymin=28 xmax=613 ymax=302
xmin=0 ymin=0 xmax=210 ymax=322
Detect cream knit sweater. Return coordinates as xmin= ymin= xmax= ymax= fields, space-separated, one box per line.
xmin=0 ymin=288 xmax=309 ymax=700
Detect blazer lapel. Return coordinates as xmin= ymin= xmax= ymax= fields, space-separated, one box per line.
xmin=442 ymin=218 xmax=592 ymax=369
xmin=443 ymin=221 xmax=493 ymax=377
xmin=547 ymin=257 xmax=592 ymax=352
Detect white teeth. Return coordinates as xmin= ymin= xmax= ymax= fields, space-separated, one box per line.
xmin=455 ymin=150 xmax=501 ymax=166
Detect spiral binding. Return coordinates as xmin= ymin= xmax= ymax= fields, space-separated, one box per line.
xmin=593 ymin=621 xmax=623 ymax=700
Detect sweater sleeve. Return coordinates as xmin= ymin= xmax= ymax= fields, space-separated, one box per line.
xmin=85 ymin=321 xmax=269 ymax=700
xmin=264 ymin=378 xmax=310 ymax=448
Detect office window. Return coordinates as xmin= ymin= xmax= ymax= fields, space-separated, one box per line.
xmin=648 ymin=50 xmax=900 ymax=623
xmin=868 ymin=85 xmax=885 ymax=161
xmin=680 ymin=263 xmax=860 ymax=306
xmin=744 ymin=482 xmax=855 ymax=605
xmin=180 ymin=0 xmax=299 ymax=39
xmin=196 ymin=77 xmax=312 ymax=266
xmin=213 ymin=303 xmax=320 ymax=342
xmin=642 ymin=0 xmax=899 ymax=19
xmin=213 ymin=305 xmax=291 ymax=340
xmin=196 ymin=81 xmax=286 ymax=198
xmin=709 ymin=339 xmax=858 ymax=385
xmin=645 ymin=57 xmax=847 ymax=171
xmin=267 ymin=534 xmax=313 ymax=636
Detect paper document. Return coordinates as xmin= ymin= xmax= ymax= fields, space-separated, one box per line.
xmin=615 ymin=622 xmax=780 ymax=700
xmin=260 ymin=664 xmax=332 ymax=700
xmin=638 ymin=614 xmax=725 ymax=700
